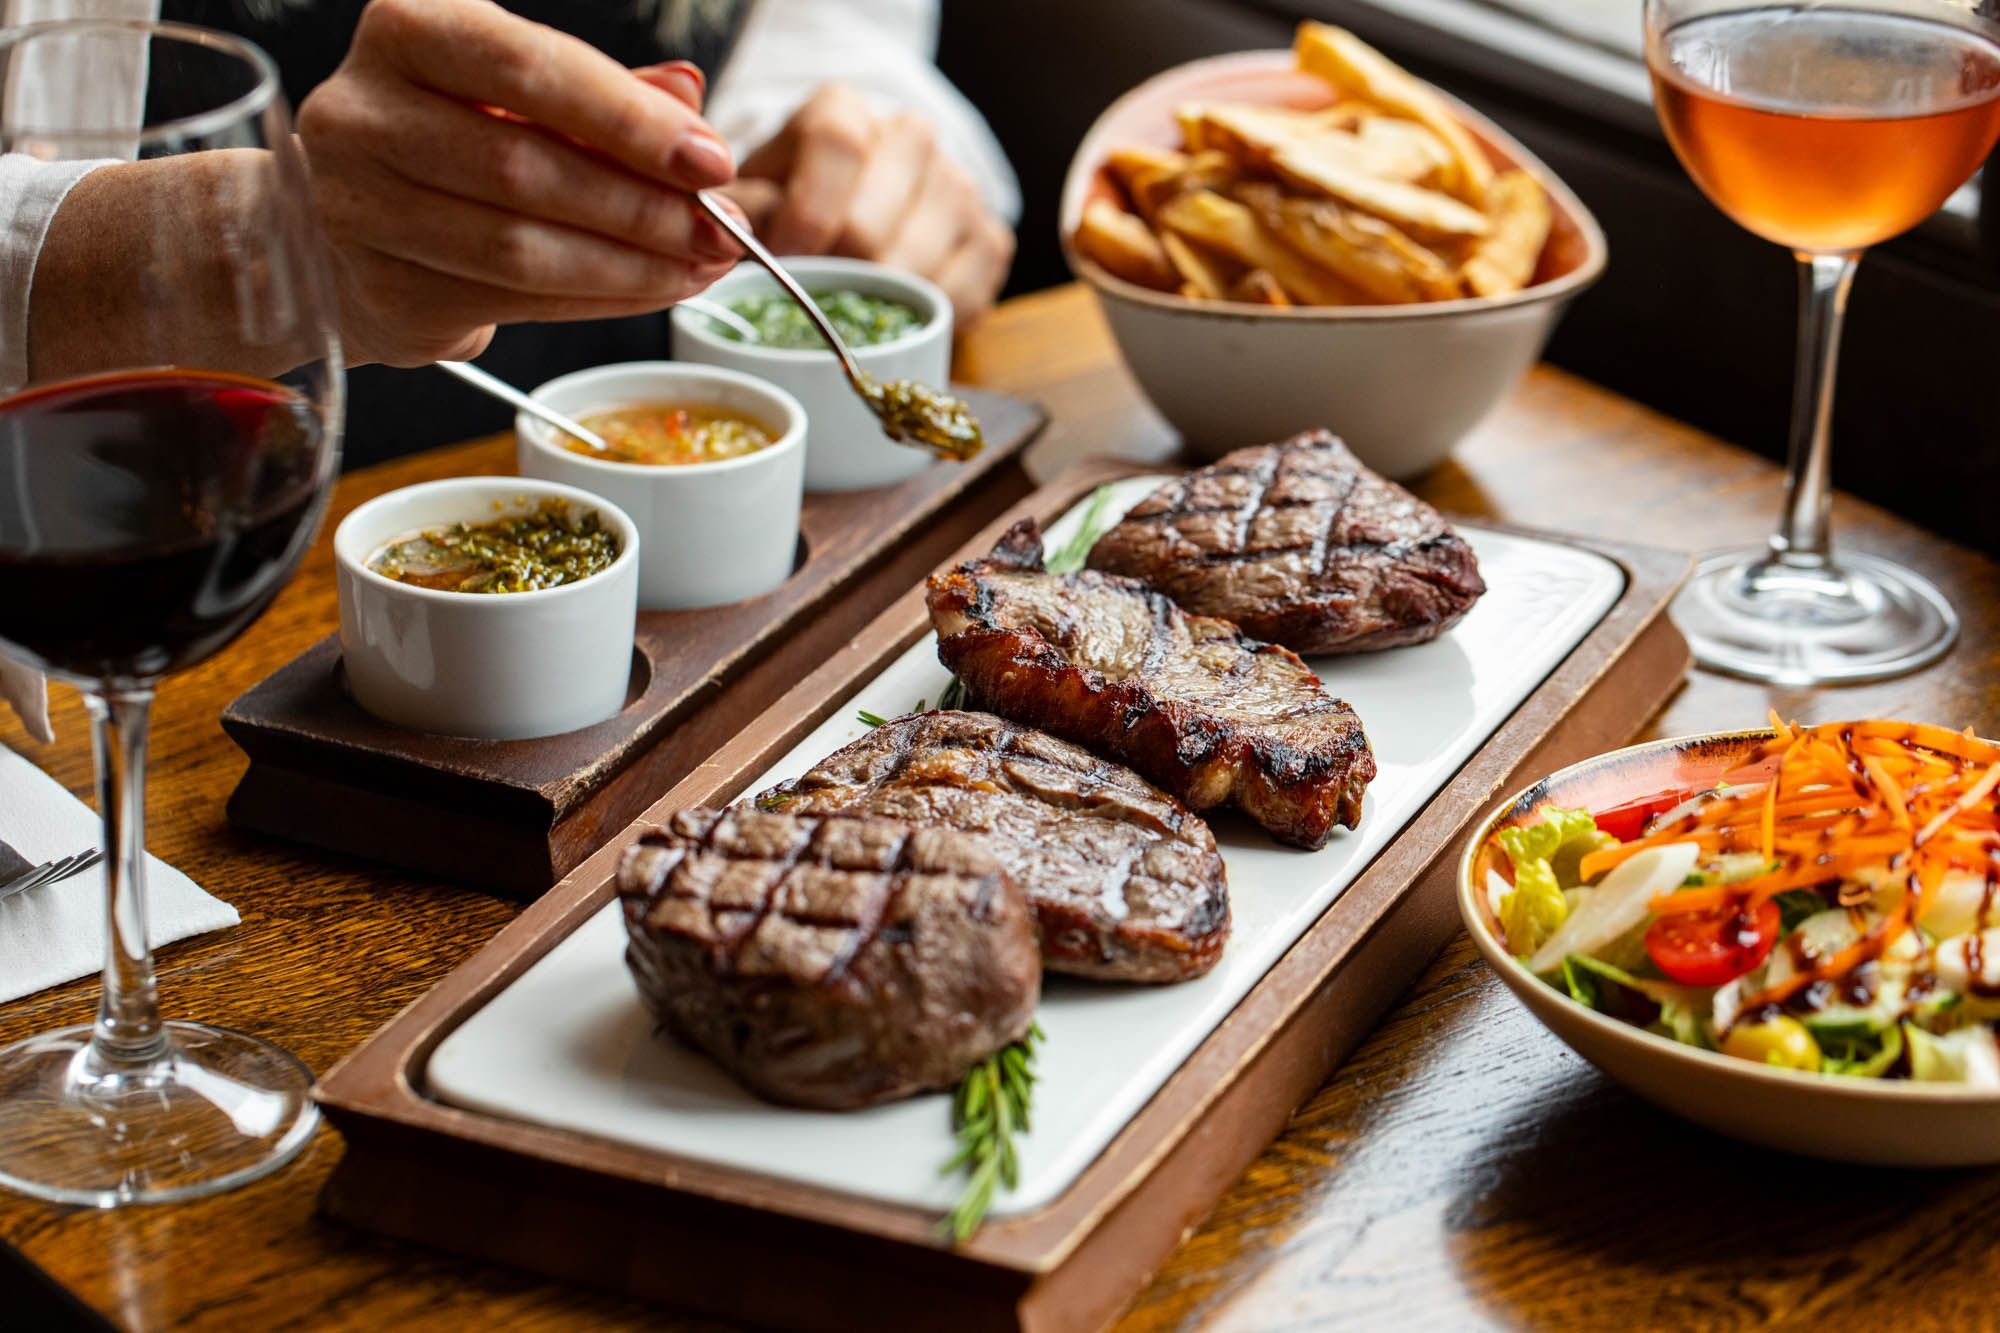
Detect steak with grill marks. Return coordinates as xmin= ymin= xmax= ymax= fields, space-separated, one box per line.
xmin=1085 ymin=431 xmax=1485 ymax=654
xmin=758 ymin=711 xmax=1229 ymax=983
xmin=617 ymin=807 xmax=1040 ymax=1109
xmin=926 ymin=522 xmax=1376 ymax=849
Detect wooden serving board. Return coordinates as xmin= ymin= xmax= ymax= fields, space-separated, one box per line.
xmin=311 ymin=454 xmax=1692 ymax=1332
xmin=221 ymin=387 xmax=1045 ymax=897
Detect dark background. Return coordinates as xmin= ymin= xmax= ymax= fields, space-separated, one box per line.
xmin=937 ymin=0 xmax=2000 ymax=555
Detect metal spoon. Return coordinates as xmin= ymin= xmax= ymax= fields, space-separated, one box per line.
xmin=435 ymin=359 xmax=613 ymax=454
xmin=677 ymin=295 xmax=762 ymax=342
xmin=692 ymin=191 xmax=983 ymax=461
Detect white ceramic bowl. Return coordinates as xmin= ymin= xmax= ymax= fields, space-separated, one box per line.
xmin=1060 ymin=51 xmax=1608 ymax=479
xmin=669 ymin=257 xmax=951 ymax=492
xmin=335 ymin=477 xmax=639 ymax=741
xmin=1460 ymin=731 xmax=2000 ymax=1166
xmin=516 ymin=362 xmax=806 ymax=610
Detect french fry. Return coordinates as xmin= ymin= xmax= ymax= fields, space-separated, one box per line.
xmin=1227 ymin=269 xmax=1293 ymax=307
xmin=1076 ymin=198 xmax=1179 ymax=291
xmin=1235 ymin=182 xmax=1458 ymax=304
xmin=1077 ymin=33 xmax=1559 ymax=311
xmin=1160 ymin=229 xmax=1237 ymax=299
xmin=1174 ymin=104 xmax=1211 ymax=152
xmin=1350 ymin=115 xmax=1455 ymax=186
xmin=1104 ymin=144 xmax=1189 ymax=197
xmin=1293 ymin=20 xmax=1495 ymax=206
xmin=1156 ymin=190 xmax=1355 ymax=305
xmin=1272 ymin=138 xmax=1491 ymax=241
xmin=1128 ymin=149 xmax=1238 ymax=223
xmin=1177 ymin=103 xmax=1344 ymax=171
xmin=1460 ymin=169 xmax=1553 ymax=297
xmin=1187 ymin=102 xmax=1447 ymax=187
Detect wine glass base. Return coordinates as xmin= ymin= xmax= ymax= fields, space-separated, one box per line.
xmin=1672 ymin=546 xmax=1958 ymax=687
xmin=0 ymin=1021 xmax=319 ymax=1207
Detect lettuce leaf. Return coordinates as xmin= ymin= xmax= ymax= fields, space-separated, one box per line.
xmin=1904 ymin=1023 xmax=2000 ymax=1085
xmin=1494 ymin=806 xmax=1612 ymax=957
xmin=1820 ymin=1024 xmax=1904 ymax=1079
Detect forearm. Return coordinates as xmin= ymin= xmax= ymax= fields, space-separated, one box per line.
xmin=27 ymin=150 xmax=323 ymax=384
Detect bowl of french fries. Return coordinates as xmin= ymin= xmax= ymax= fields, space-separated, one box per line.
xmin=1061 ymin=23 xmax=1606 ymax=477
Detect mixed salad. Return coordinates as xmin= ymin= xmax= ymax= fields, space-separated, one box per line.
xmin=1487 ymin=718 xmax=2000 ymax=1084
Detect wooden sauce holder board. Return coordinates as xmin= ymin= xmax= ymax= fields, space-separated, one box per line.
xmin=313 ymin=455 xmax=1693 ymax=1332
xmin=221 ymin=388 xmax=1045 ymax=897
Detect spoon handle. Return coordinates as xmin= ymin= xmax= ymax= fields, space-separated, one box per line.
xmin=694 ymin=191 xmax=872 ymax=391
xmin=436 ymin=359 xmax=613 ymax=454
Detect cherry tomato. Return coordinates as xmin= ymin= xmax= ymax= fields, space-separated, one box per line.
xmin=1592 ymin=790 xmax=1692 ymax=843
xmin=1644 ymin=899 xmax=1780 ymax=986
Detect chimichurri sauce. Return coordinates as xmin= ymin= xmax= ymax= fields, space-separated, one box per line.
xmin=368 ymin=500 xmax=619 ymax=594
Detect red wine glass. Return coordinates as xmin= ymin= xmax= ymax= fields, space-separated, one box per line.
xmin=0 ymin=22 xmax=341 ymax=1204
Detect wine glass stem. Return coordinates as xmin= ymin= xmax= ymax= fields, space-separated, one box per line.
xmin=84 ymin=688 xmax=166 ymax=1067
xmin=1771 ymin=250 xmax=1860 ymax=568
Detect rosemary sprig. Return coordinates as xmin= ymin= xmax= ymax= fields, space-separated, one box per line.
xmin=857 ymin=698 xmax=931 ymax=729
xmin=937 ymin=675 xmax=967 ymax=711
xmin=1043 ymin=483 xmax=1120 ymax=574
xmin=939 ymin=1020 xmax=1043 ymax=1243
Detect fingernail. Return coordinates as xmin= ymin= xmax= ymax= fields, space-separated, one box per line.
xmin=668 ymin=132 xmax=733 ymax=188
xmin=655 ymin=65 xmax=704 ymax=108
xmin=664 ymin=60 xmax=705 ymax=95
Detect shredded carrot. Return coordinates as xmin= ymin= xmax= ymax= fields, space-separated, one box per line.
xmin=1534 ymin=718 xmax=2000 ymax=1019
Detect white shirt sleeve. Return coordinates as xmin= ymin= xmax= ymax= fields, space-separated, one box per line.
xmin=0 ymin=0 xmax=154 ymax=392
xmin=702 ymin=0 xmax=1022 ymax=225
xmin=0 ymin=155 xmax=105 ymax=394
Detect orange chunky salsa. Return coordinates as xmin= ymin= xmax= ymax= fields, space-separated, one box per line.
xmin=566 ymin=402 xmax=775 ymax=466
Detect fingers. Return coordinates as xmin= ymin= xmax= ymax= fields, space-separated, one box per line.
xmin=759 ymin=85 xmax=876 ymax=254
xmin=835 ymin=111 xmax=934 ymax=260
xmin=718 ymin=176 xmax=784 ymax=233
xmin=316 ymin=158 xmax=731 ymax=304
xmin=633 ymin=60 xmax=705 ymax=111
xmin=932 ymin=216 xmax=1016 ymax=326
xmin=878 ymin=155 xmax=976 ymax=278
xmin=324 ymin=77 xmax=734 ymax=264
xmin=355 ymin=0 xmax=734 ymax=190
xmin=334 ymin=247 xmax=723 ymax=367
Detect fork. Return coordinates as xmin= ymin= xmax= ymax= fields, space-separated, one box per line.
xmin=0 ymin=848 xmax=103 ymax=905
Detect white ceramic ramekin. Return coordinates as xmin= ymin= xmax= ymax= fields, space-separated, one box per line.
xmin=516 ymin=362 xmax=806 ymax=610
xmin=669 ymin=257 xmax=951 ymax=492
xmin=334 ymin=477 xmax=640 ymax=741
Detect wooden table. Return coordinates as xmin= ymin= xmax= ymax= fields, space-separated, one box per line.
xmin=5 ymin=283 xmax=1998 ymax=1331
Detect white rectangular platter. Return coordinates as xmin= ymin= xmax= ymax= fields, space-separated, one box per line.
xmin=426 ymin=476 xmax=1624 ymax=1217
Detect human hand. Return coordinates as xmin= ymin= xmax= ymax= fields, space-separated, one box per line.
xmin=734 ymin=84 xmax=1015 ymax=325
xmin=298 ymin=0 xmax=743 ymax=366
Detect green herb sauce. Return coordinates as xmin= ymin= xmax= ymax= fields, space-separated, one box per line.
xmin=369 ymin=500 xmax=619 ymax=595
xmin=718 ymin=288 xmax=924 ymax=349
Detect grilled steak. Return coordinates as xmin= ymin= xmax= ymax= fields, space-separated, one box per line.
xmin=927 ymin=521 xmax=1375 ymax=848
xmin=1085 ymin=431 xmax=1485 ymax=654
xmin=759 ymin=711 xmax=1229 ymax=983
xmin=617 ymin=807 xmax=1040 ymax=1109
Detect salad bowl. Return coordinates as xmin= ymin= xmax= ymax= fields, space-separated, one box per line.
xmin=1459 ymin=730 xmax=2000 ymax=1167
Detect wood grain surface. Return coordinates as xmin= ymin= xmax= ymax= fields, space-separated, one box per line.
xmin=3 ymin=283 xmax=1998 ymax=1331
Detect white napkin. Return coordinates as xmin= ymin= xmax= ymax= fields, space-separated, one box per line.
xmin=0 ymin=740 xmax=238 ymax=1004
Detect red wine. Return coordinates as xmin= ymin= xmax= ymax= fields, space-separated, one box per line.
xmin=0 ymin=369 xmax=330 ymax=684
